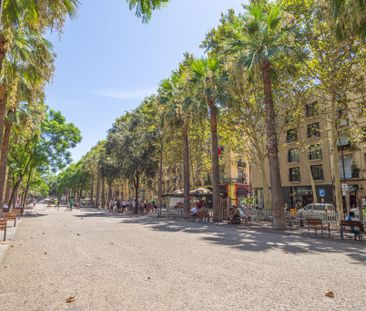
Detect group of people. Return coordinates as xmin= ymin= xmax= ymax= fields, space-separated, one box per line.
xmin=107 ymin=199 xmax=158 ymax=215
xmin=190 ymin=201 xmax=208 ymax=216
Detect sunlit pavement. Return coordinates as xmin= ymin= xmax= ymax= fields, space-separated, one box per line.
xmin=0 ymin=205 xmax=365 ymax=310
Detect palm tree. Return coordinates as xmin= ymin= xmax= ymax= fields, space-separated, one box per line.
xmin=158 ymin=69 xmax=192 ymax=216
xmin=190 ymin=57 xmax=223 ymax=222
xmin=0 ymin=29 xmax=54 ymax=208
xmin=127 ymin=0 xmax=170 ymax=22
xmin=329 ymin=0 xmax=366 ymax=38
xmin=229 ymin=2 xmax=290 ymax=229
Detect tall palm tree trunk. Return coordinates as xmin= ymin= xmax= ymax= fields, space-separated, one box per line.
xmin=182 ymin=123 xmax=190 ymax=216
xmin=261 ymin=60 xmax=285 ymax=229
xmin=208 ymin=102 xmax=221 ymax=222
xmin=0 ymin=116 xmax=12 ymax=206
xmin=0 ymin=93 xmax=6 ymax=151
xmin=331 ymin=91 xmax=344 ymax=220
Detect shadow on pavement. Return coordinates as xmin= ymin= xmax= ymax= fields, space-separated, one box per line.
xmin=73 ymin=210 xmax=366 ymax=265
xmin=121 ymin=216 xmax=366 ymax=265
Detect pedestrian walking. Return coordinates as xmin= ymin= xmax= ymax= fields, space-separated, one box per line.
xmin=69 ymin=198 xmax=74 ymax=212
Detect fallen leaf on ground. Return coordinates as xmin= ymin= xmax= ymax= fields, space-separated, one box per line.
xmin=147 ymin=276 xmax=151 ymax=280
xmin=44 ymin=252 xmax=47 ymax=255
xmin=65 ymin=296 xmax=76 ymax=303
xmin=77 ymin=233 xmax=80 ymax=236
xmin=325 ymin=290 xmax=335 ymax=298
xmin=10 ymin=245 xmax=14 ymax=248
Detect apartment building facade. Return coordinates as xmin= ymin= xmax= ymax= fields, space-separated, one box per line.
xmin=252 ymin=100 xmax=366 ymax=209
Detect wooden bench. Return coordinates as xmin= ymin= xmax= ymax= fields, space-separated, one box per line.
xmin=306 ymin=218 xmax=330 ymax=237
xmin=0 ymin=218 xmax=7 ymax=241
xmin=197 ymin=209 xmax=210 ymax=222
xmin=340 ymin=220 xmax=364 ymax=240
xmin=4 ymin=212 xmax=17 ymax=227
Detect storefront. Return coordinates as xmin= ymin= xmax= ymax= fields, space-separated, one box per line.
xmin=283 ymin=185 xmax=333 ymax=208
xmin=220 ymin=183 xmax=251 ymax=206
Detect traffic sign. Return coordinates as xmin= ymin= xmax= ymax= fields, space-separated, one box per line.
xmin=341 ymin=183 xmax=348 ymax=191
xmin=319 ymin=188 xmax=325 ymax=197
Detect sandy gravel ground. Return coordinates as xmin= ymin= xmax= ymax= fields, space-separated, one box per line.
xmin=0 ymin=206 xmax=365 ymax=311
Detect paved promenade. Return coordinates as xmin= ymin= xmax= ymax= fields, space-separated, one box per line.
xmin=0 ymin=206 xmax=365 ymax=310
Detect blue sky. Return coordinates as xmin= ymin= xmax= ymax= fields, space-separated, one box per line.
xmin=46 ymin=0 xmax=245 ymax=161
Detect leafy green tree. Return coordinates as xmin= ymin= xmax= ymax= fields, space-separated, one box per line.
xmin=106 ymin=100 xmax=159 ymax=213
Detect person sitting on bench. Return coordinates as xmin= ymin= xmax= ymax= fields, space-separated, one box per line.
xmin=228 ymin=206 xmax=241 ymax=225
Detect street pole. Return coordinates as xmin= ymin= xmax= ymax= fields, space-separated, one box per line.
xmin=339 ymin=139 xmax=350 ymax=216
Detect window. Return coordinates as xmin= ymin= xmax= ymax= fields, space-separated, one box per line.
xmin=338 ymin=155 xmax=353 ymax=179
xmin=305 ymin=102 xmax=319 ymax=117
xmin=311 ymin=165 xmax=324 ymax=180
xmin=288 ymin=149 xmax=299 ymax=163
xmin=286 ymin=129 xmax=298 ymax=143
xmin=308 ymin=144 xmax=322 ymax=160
xmin=289 ymin=167 xmax=300 ymax=182
xmin=307 ymin=122 xmax=320 ymax=138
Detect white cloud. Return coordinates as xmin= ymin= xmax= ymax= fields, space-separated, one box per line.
xmin=93 ymin=87 xmax=157 ymax=100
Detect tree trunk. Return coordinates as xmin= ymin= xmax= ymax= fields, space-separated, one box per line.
xmin=0 ymin=92 xmax=6 ymax=156
xmin=22 ymin=168 xmax=33 ymax=208
xmin=9 ymin=176 xmax=23 ymax=208
xmin=101 ymin=175 xmax=105 ymax=209
xmin=306 ymin=163 xmax=318 ymax=204
xmin=134 ymin=175 xmax=139 ymax=214
xmin=0 ymin=33 xmax=6 ymax=152
xmin=182 ymin=123 xmax=190 ymax=216
xmin=261 ymin=60 xmax=285 ymax=229
xmin=0 ymin=116 xmax=12 ymax=206
xmin=95 ymin=167 xmax=101 ymax=208
xmin=4 ymin=167 xmax=11 ymax=204
xmin=107 ymin=181 xmax=112 ymax=210
xmin=330 ymin=91 xmax=344 ymax=220
xmin=259 ymin=156 xmax=271 ymax=209
xmin=208 ymin=101 xmax=222 ymax=222
xmin=90 ymin=175 xmax=94 ymax=206
xmin=158 ymin=137 xmax=163 ymax=211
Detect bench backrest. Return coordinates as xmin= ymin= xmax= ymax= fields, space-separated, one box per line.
xmin=341 ymin=220 xmax=364 ymax=232
xmin=0 ymin=218 xmax=6 ymax=230
xmin=5 ymin=213 xmax=16 ymax=220
xmin=306 ymin=218 xmax=322 ymax=225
